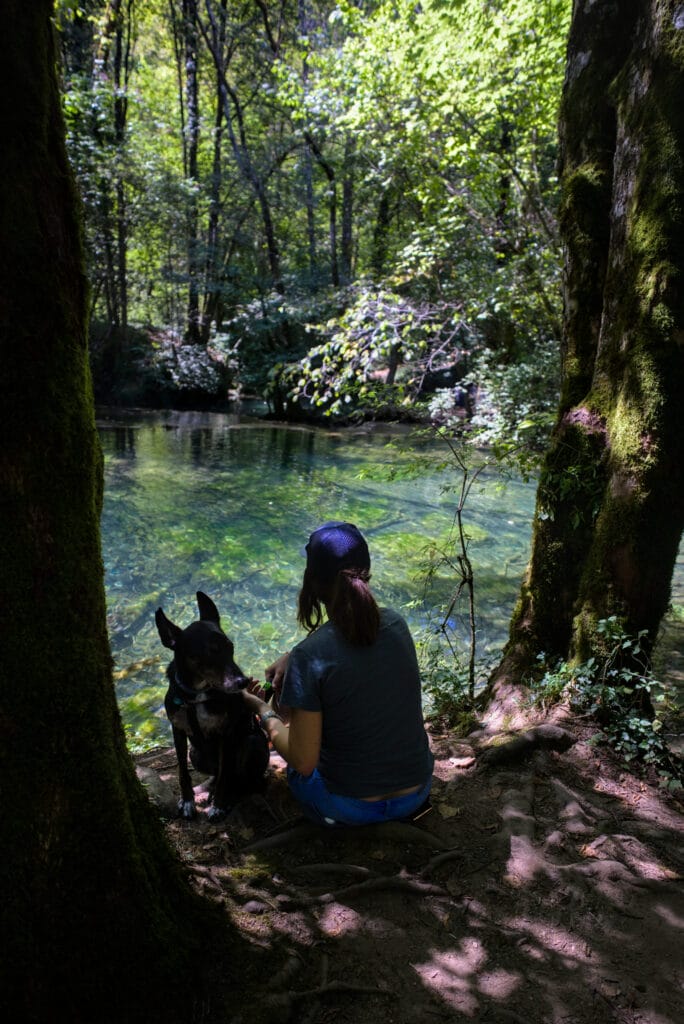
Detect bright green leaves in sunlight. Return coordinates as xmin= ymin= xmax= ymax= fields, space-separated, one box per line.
xmin=266 ymin=0 xmax=569 ymax=438
xmin=59 ymin=0 xmax=569 ymax=445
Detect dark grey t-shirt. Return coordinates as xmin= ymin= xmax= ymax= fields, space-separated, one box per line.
xmin=280 ymin=607 xmax=434 ymax=798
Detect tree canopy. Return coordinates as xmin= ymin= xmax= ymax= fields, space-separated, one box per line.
xmin=56 ymin=0 xmax=570 ymax=427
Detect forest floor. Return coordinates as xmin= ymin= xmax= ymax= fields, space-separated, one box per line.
xmin=135 ymin=709 xmax=684 ymax=1024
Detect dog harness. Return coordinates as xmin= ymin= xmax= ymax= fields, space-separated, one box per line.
xmin=172 ymin=672 xmax=199 ymax=706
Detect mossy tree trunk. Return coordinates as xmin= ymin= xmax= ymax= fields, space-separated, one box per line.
xmin=491 ymin=0 xmax=684 ymax=702
xmin=0 ymin=6 xmax=240 ymax=1021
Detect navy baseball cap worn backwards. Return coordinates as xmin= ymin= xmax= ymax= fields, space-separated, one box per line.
xmin=305 ymin=521 xmax=371 ymax=583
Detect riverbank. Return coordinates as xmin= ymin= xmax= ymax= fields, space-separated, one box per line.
xmin=135 ymin=710 xmax=684 ymax=1024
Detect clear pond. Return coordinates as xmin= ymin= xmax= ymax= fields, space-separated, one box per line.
xmin=100 ymin=409 xmax=538 ymax=749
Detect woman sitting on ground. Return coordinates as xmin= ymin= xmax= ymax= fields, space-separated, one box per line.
xmin=242 ymin=521 xmax=434 ymax=826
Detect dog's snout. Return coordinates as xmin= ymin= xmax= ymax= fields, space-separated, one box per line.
xmin=216 ymin=669 xmax=249 ymax=693
xmin=226 ymin=673 xmax=250 ymax=692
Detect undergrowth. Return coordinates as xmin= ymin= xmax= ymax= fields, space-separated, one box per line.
xmin=531 ymin=617 xmax=683 ymax=792
xmin=416 ymin=625 xmax=492 ymax=733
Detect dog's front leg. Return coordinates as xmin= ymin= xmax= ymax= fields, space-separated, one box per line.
xmin=172 ymin=726 xmax=196 ymax=819
xmin=206 ymin=743 xmax=230 ymax=821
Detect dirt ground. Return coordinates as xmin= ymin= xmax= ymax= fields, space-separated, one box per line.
xmin=135 ymin=714 xmax=684 ymax=1024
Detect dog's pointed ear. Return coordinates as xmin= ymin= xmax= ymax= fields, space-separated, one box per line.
xmin=196 ymin=591 xmax=221 ymax=625
xmin=155 ymin=607 xmax=182 ymax=649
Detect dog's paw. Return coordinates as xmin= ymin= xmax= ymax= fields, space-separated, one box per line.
xmin=206 ymin=804 xmax=230 ymax=822
xmin=177 ymin=797 xmax=197 ymax=820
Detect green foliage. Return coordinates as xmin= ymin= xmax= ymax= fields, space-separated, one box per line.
xmin=537 ymin=423 xmax=607 ymax=528
xmin=427 ymin=337 xmax=560 ymax=456
xmin=91 ymin=326 xmax=234 ymax=404
xmin=148 ymin=335 xmax=233 ymax=396
xmin=58 ymin=0 xmax=571 ymax=416
xmin=405 ymin=430 xmax=522 ymax=720
xmin=416 ymin=626 xmax=480 ymax=731
xmin=532 ymin=618 xmax=683 ymax=789
xmin=218 ymin=288 xmax=342 ymax=397
xmin=322 ymin=0 xmax=569 ymax=319
xmin=261 ymin=0 xmax=570 ymax=426
xmin=274 ymin=283 xmax=468 ymax=418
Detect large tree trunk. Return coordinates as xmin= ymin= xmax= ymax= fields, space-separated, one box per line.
xmin=490 ymin=0 xmax=684 ymax=707
xmin=0 ymin=6 xmax=235 ymax=1020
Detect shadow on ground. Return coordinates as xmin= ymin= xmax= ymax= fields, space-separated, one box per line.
xmin=136 ymin=716 xmax=684 ymax=1024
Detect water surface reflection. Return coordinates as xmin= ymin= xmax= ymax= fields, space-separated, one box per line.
xmin=99 ymin=410 xmax=537 ymax=748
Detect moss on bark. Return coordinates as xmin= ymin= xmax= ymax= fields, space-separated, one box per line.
xmin=494 ymin=1 xmax=684 ymax=701
xmin=0 ymin=6 xmax=241 ymax=1021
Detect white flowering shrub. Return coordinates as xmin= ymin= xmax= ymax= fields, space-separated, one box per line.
xmin=148 ymin=335 xmax=232 ymax=398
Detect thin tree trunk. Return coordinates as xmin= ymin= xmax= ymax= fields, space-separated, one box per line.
xmin=200 ymin=0 xmax=228 ymax=343
xmin=372 ymin=188 xmax=392 ymax=277
xmin=183 ymin=0 xmax=202 ymax=342
xmin=304 ymin=146 xmax=317 ymax=275
xmin=113 ymin=2 xmax=132 ymax=336
xmin=200 ymin=1 xmax=284 ymax=293
xmin=305 ymin=132 xmax=339 ymax=286
xmin=341 ymin=134 xmax=355 ymax=284
xmin=495 ymin=118 xmax=512 ymax=258
xmin=93 ymin=0 xmax=132 ymax=364
xmin=298 ymin=0 xmax=318 ymax=280
xmin=170 ymin=0 xmax=187 ymax=169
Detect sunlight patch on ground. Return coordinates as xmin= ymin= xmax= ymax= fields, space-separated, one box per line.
xmin=411 ymin=938 xmax=498 ymax=1015
xmin=317 ymin=904 xmax=363 ymax=937
xmin=476 ymin=967 xmax=521 ymax=999
xmin=504 ymin=915 xmax=597 ymax=968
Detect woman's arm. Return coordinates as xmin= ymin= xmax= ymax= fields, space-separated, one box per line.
xmin=242 ymin=689 xmax=321 ymax=776
xmin=267 ymin=708 xmax=321 ymax=776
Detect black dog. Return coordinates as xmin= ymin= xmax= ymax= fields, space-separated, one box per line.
xmin=155 ymin=591 xmax=270 ymax=820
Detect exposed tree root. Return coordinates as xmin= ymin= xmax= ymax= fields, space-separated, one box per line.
xmin=478 ymin=724 xmax=576 ymax=766
xmin=242 ymin=822 xmax=326 ymax=851
xmin=286 ymin=863 xmax=380 ymax=880
xmin=242 ymin=819 xmax=447 ymax=852
xmin=264 ymin=978 xmax=396 ymax=1004
xmin=277 ymin=872 xmax=450 ymax=909
xmin=258 ymin=950 xmax=397 ymax=1022
xmin=420 ymin=847 xmax=464 ymax=875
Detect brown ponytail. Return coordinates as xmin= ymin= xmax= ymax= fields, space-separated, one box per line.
xmin=297 ymin=566 xmax=380 ymax=646
xmin=297 ymin=567 xmax=325 ymax=634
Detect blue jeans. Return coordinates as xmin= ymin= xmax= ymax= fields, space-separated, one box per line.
xmin=287 ymin=767 xmax=432 ymax=826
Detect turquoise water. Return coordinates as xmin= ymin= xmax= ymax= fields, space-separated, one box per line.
xmin=99 ymin=409 xmax=536 ymax=749
xmin=99 ymin=408 xmax=684 ymax=750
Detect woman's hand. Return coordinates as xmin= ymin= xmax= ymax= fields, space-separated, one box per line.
xmin=242 ymin=679 xmax=274 ymax=717
xmin=265 ymin=652 xmax=289 ymax=694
